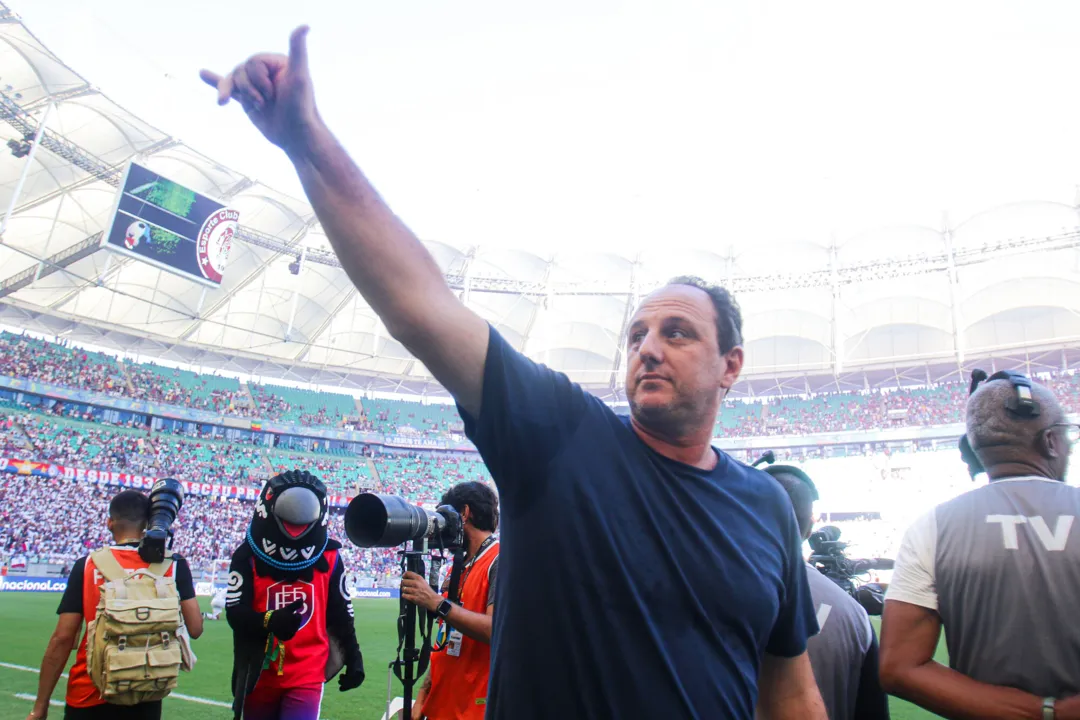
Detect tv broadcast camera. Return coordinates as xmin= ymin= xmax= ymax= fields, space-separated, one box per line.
xmin=753 ymin=451 xmax=893 ymax=616
xmin=138 ymin=478 xmax=184 ymax=563
xmin=343 ymin=494 xmax=464 ymax=720
xmin=807 ymin=525 xmax=893 ymax=615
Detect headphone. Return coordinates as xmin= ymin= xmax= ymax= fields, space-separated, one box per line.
xmin=752 ymin=451 xmax=820 ymax=501
xmin=957 ymin=368 xmax=1042 ymax=478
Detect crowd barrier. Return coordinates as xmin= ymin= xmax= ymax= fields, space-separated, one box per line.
xmin=193 ymin=582 xmax=400 ymax=599
xmin=0 ymin=456 xmax=353 ymax=508
xmin=1 ymin=577 xmax=401 ymax=597
xmin=0 ymin=577 xmax=68 ymax=592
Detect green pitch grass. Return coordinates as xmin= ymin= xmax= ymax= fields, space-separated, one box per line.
xmin=0 ymin=594 xmax=943 ymax=719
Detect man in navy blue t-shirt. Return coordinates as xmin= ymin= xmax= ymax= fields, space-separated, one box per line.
xmin=205 ymin=33 xmax=824 ymax=719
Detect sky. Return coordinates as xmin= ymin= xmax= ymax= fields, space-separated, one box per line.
xmin=12 ymin=0 xmax=1080 ymax=257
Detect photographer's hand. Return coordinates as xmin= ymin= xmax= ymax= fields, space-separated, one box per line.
xmin=401 ymin=571 xmax=442 ymax=612
xmin=265 ymin=599 xmax=305 ymax=641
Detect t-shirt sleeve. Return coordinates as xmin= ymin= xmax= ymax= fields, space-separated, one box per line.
xmin=173 ymin=557 xmax=196 ymax=601
xmin=57 ymin=557 xmax=86 ymax=615
xmin=886 ymin=510 xmax=938 ymax=610
xmin=457 ymin=325 xmax=593 ymax=501
xmin=485 ymin=555 xmax=499 ymax=607
xmin=766 ymin=510 xmax=819 ymax=657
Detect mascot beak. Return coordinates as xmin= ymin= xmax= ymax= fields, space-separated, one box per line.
xmin=273 ymin=486 xmax=323 ymax=540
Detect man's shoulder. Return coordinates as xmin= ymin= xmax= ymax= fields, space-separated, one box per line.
xmin=805 ymin=566 xmax=872 ymax=634
xmin=719 ymin=458 xmax=797 ymax=522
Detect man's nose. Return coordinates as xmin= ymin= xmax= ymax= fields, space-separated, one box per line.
xmin=638 ymin=331 xmax=663 ymax=366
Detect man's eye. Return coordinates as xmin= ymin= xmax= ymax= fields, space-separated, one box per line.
xmin=629 ymin=332 xmax=645 ymax=344
xmin=670 ymin=329 xmax=687 ymax=339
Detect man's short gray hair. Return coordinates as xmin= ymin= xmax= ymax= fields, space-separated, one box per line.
xmin=666 ymin=276 xmax=743 ymax=354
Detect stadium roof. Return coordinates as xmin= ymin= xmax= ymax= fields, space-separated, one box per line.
xmin=2 ymin=3 xmax=1080 ymax=400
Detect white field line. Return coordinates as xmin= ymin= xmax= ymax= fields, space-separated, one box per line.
xmin=0 ymin=661 xmax=231 ymax=708
xmin=13 ymin=692 xmax=63 ymax=706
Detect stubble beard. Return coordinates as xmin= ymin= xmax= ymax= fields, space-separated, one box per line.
xmin=630 ymin=391 xmax=699 ymax=442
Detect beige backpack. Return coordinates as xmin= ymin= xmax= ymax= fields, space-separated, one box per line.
xmin=84 ymin=548 xmax=195 ymax=706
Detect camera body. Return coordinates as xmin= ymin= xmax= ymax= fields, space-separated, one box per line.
xmin=344 ymin=493 xmax=463 ymax=550
xmin=138 ymin=478 xmax=185 ymax=563
xmin=807 ymin=525 xmax=893 ymax=614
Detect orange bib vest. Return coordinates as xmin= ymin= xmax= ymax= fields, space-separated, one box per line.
xmin=422 ymin=540 xmax=499 ymax=720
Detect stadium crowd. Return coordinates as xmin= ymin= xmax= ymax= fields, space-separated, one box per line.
xmin=5 ymin=330 xmax=1080 ymax=440
xmin=0 ymin=474 xmax=402 ymax=583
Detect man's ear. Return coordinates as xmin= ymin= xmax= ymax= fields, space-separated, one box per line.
xmin=1042 ymin=426 xmax=1062 ymax=460
xmin=721 ymin=346 xmax=744 ymax=390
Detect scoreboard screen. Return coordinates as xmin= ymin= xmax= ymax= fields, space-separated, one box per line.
xmin=102 ymin=162 xmax=239 ymax=287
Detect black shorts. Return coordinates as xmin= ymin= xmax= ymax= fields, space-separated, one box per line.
xmin=64 ymin=701 xmax=162 ymax=720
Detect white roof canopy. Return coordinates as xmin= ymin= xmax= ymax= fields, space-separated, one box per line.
xmin=2 ymin=4 xmax=1080 ymax=400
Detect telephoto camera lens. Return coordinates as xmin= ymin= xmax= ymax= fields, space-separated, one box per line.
xmin=139 ymin=478 xmax=185 ymax=563
xmin=344 ymin=493 xmax=462 ymax=548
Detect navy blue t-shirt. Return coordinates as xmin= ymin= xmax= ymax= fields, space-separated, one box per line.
xmin=459 ymin=326 xmax=817 ymax=719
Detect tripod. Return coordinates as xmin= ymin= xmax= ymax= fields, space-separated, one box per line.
xmin=391 ymin=538 xmax=443 ymax=720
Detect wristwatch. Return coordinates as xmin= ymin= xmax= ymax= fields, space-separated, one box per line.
xmin=1044 ymin=697 xmax=1056 ymax=720
xmin=434 ymin=599 xmax=452 ymax=620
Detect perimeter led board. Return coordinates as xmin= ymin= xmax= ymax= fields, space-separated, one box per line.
xmin=102 ymin=162 xmax=239 ymax=287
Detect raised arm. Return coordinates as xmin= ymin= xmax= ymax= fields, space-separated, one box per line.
xmin=201 ymin=27 xmax=488 ymax=417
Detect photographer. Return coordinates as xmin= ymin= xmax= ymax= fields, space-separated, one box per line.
xmin=401 ymin=482 xmax=499 ymax=720
xmin=767 ymin=466 xmax=890 ymax=720
xmin=25 ymin=489 xmax=203 ymax=720
xmin=881 ymin=375 xmax=1080 ymax=719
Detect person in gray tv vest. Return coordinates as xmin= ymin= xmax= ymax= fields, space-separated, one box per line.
xmin=881 ymin=370 xmax=1080 ymax=720
xmin=766 ymin=464 xmax=890 ymax=720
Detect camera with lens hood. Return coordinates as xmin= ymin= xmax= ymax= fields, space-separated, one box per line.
xmin=343 ymin=493 xmax=463 ymax=550
xmin=138 ymin=478 xmax=185 ymax=563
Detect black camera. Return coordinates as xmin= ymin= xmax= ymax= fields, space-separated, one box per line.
xmin=344 ymin=493 xmax=463 ymax=550
xmin=138 ymin=478 xmax=184 ymax=563
xmin=807 ymin=525 xmax=894 ymax=615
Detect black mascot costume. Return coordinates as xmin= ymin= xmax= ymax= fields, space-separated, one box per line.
xmin=226 ymin=470 xmax=364 ymax=720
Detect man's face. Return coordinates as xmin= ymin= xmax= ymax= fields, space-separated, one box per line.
xmin=625 ymin=284 xmax=742 ymax=436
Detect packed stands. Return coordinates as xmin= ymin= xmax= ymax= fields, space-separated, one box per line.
xmin=2 ymin=331 xmax=1080 ymax=438
xmin=0 ymin=332 xmax=127 ymax=397
xmin=372 ymin=452 xmax=489 ymax=504
xmin=15 ymin=413 xmax=267 ymax=485
xmin=359 ymin=398 xmax=466 ymax=437
xmin=125 ymin=361 xmax=251 ymax=414
xmin=0 ymin=474 xmax=401 ymax=582
xmin=250 ymin=382 xmax=359 ymax=427
xmin=268 ymin=448 xmax=374 ymax=493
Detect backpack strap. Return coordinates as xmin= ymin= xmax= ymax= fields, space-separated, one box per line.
xmin=147 ymin=550 xmax=174 ymax=578
xmin=90 ymin=548 xmax=126 ymax=583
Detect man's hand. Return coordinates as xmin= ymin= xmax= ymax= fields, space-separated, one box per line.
xmin=266 ymin=599 xmax=305 ymax=641
xmin=400 ymin=571 xmax=442 ymax=612
xmin=1055 ymin=696 xmax=1080 ymax=720
xmin=25 ymin=710 xmax=47 ymax=720
xmin=200 ymin=26 xmax=318 ymax=155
